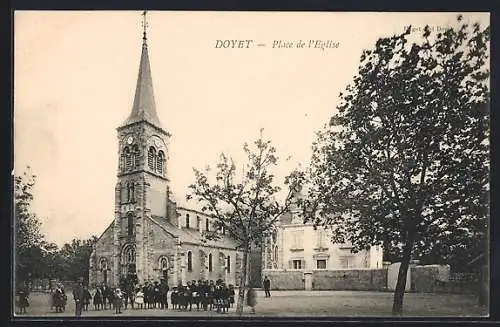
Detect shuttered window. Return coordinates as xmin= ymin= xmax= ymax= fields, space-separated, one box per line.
xmin=157 ymin=150 xmax=165 ymax=175
xmin=292 ymin=260 xmax=302 ymax=269
xmin=124 ymin=147 xmax=132 ymax=171
xmin=132 ymin=145 xmax=139 ymax=169
xmin=316 ymin=259 xmax=327 ymax=269
xmin=187 ymin=251 xmax=193 ymax=272
xmin=148 ymin=147 xmax=156 ymax=170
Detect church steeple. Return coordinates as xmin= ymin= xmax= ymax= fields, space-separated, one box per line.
xmin=122 ymin=11 xmax=162 ymax=128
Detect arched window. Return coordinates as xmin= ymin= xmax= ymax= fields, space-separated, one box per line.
xmin=159 ymin=257 xmax=169 ymax=271
xmin=99 ymin=258 xmax=108 ymax=270
xmin=124 ymin=147 xmax=132 ymax=171
xmin=187 ymin=251 xmax=193 ymax=272
xmin=226 ymin=255 xmax=231 ymax=273
xmin=157 ymin=150 xmax=165 ymax=175
xmin=127 ymin=213 xmax=134 ymax=236
xmin=132 ymin=145 xmax=140 ymax=169
xmin=127 ymin=182 xmax=135 ymax=202
xmin=208 ymin=253 xmax=213 ymax=272
xmin=148 ymin=146 xmax=156 ymax=170
xmin=196 ymin=216 xmax=201 ymax=229
xmin=205 ymin=219 xmax=209 ymax=232
xmin=123 ymin=244 xmax=136 ymax=264
xmin=274 ymin=245 xmax=278 ymax=262
xmin=185 ymin=214 xmax=190 ymax=228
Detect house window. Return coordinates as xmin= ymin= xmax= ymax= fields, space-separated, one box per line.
xmin=157 ymin=150 xmax=165 ymax=175
xmin=208 ymin=253 xmax=213 ymax=272
xmin=127 ymin=213 xmax=134 ymax=236
xmin=187 ymin=251 xmax=193 ymax=272
xmin=292 ymin=230 xmax=304 ymax=249
xmin=339 ymin=256 xmax=354 ymax=269
xmin=148 ymin=146 xmax=156 ymax=170
xmin=316 ymin=259 xmax=327 ymax=269
xmin=293 ymin=260 xmax=302 ymax=270
xmin=205 ymin=219 xmax=210 ymax=231
xmin=317 ymin=228 xmax=326 ymax=248
xmin=185 ymin=214 xmax=190 ymax=228
xmin=197 ymin=216 xmax=201 ymax=229
xmin=226 ymin=255 xmax=231 ymax=273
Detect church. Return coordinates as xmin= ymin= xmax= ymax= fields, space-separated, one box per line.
xmin=89 ymin=18 xmax=243 ymax=288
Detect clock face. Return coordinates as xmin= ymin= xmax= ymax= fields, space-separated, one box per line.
xmin=127 ymin=136 xmax=134 ymax=144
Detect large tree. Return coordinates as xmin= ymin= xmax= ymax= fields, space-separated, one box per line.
xmin=14 ymin=167 xmax=46 ymax=283
xmin=302 ymin=16 xmax=489 ymax=315
xmin=187 ymin=130 xmax=304 ymax=315
xmin=58 ymin=236 xmax=98 ymax=282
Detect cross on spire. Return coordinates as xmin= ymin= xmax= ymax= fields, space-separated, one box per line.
xmin=141 ymin=11 xmax=149 ymax=41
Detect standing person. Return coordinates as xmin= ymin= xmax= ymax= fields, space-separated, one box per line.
xmin=93 ymin=286 xmax=103 ymax=311
xmin=135 ymin=286 xmax=144 ymax=309
xmin=246 ymin=287 xmax=257 ymax=314
xmin=83 ymin=285 xmax=92 ymax=311
xmin=72 ymin=279 xmax=84 ymax=317
xmin=114 ymin=288 xmax=123 ymax=314
xmin=263 ymin=276 xmax=271 ymax=298
xmin=17 ymin=283 xmax=30 ymax=314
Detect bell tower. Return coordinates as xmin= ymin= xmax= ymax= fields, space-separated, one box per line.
xmin=112 ymin=11 xmax=171 ymax=284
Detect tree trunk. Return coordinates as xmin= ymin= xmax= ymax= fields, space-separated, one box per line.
xmin=392 ymin=237 xmax=414 ymax=316
xmin=236 ymin=249 xmax=249 ymax=316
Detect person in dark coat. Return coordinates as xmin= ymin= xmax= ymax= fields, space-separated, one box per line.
xmin=72 ymin=279 xmax=84 ymax=317
xmin=93 ymin=287 xmax=103 ymax=311
xmin=263 ymin=276 xmax=271 ymax=298
xmin=82 ymin=285 xmax=92 ymax=311
xmin=17 ymin=284 xmax=30 ymax=314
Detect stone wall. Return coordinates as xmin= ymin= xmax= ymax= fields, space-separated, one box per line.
xmin=312 ymin=269 xmax=387 ymax=291
xmin=263 ymin=271 xmax=304 ymax=290
xmin=89 ymin=222 xmax=116 ymax=287
xmin=263 ymin=269 xmax=387 ymax=291
xmin=410 ymin=265 xmax=477 ymax=294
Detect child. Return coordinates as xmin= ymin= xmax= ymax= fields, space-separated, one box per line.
xmin=114 ymin=288 xmax=123 ymax=314
xmin=246 ymin=287 xmax=256 ymax=314
xmin=135 ymin=288 xmax=144 ymax=309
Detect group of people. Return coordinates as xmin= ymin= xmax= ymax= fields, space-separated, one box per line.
xmin=69 ymin=278 xmax=238 ymax=316
xmin=16 ymin=276 xmax=272 ymax=315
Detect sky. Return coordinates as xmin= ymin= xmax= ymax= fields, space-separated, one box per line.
xmin=14 ymin=11 xmax=489 ymax=246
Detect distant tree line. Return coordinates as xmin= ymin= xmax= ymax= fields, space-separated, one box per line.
xmin=15 ymin=167 xmax=98 ymax=287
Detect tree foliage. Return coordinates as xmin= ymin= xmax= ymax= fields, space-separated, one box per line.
xmin=15 ymin=167 xmax=46 ymax=281
xmin=302 ymin=16 xmax=489 ymax=314
xmin=14 ymin=166 xmax=99 ymax=284
xmin=187 ymin=129 xmax=304 ymax=315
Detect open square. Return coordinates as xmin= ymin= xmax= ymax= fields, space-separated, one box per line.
xmin=15 ymin=290 xmax=487 ymax=318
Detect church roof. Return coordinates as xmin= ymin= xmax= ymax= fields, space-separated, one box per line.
xmin=149 ymin=215 xmax=240 ymax=250
xmin=121 ymin=33 xmax=162 ymax=128
xmin=179 ymin=227 xmax=240 ymax=250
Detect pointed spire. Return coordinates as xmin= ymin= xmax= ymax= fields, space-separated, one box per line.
xmin=122 ymin=11 xmax=162 ymax=127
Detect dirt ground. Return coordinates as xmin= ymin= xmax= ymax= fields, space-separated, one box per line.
xmin=13 ymin=289 xmax=488 ymax=318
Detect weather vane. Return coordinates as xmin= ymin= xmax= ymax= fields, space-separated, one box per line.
xmin=141 ymin=11 xmax=149 ymax=40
